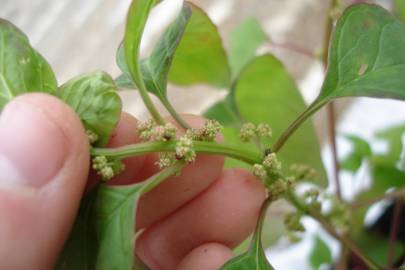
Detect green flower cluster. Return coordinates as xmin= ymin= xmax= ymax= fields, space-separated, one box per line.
xmin=92 ymin=155 xmax=125 ymax=181
xmin=239 ymin=122 xmax=272 ymax=142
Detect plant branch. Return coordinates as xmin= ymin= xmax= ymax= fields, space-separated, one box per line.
xmin=270 ymin=41 xmax=318 ymax=60
xmin=272 ymin=101 xmax=327 ymax=152
xmin=92 ymin=140 xmax=263 ymax=166
xmin=160 ymin=98 xmax=191 ymax=130
xmin=387 ymin=199 xmax=402 ymax=270
xmin=351 ymin=188 xmax=405 ymax=209
xmin=286 ymin=191 xmax=382 ymax=270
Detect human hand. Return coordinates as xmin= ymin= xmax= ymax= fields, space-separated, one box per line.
xmin=0 ymin=93 xmax=265 ymax=270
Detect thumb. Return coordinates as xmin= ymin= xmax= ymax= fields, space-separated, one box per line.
xmin=0 ymin=93 xmax=90 ymax=270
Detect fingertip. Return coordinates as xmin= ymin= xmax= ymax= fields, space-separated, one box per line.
xmin=177 ymin=243 xmax=233 ymax=270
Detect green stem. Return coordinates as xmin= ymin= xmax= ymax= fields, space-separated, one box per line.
xmin=92 ymin=140 xmax=263 ymax=166
xmin=161 ymin=98 xmax=191 ymax=130
xmin=272 ymin=100 xmax=327 ymax=152
xmin=286 ymin=191 xmax=382 ymax=270
xmin=140 ymin=161 xmax=185 ymax=195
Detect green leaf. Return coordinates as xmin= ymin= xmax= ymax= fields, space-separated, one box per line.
xmin=234 ymin=54 xmax=327 ymax=187
xmin=394 ymin=0 xmax=405 ymax=24
xmin=93 ymin=184 xmax=143 ymax=270
xmin=204 ymin=94 xmax=241 ymax=127
xmin=0 ymin=19 xmax=57 ymax=109
xmin=318 ymin=4 xmax=405 ymax=105
xmin=220 ymin=200 xmax=275 ymax=270
xmin=168 ymin=3 xmax=231 ymax=88
xmin=309 ymin=236 xmax=332 ymax=270
xmin=228 ymin=17 xmax=268 ymax=78
xmin=58 ymin=71 xmax=122 ymax=147
xmin=55 ymin=191 xmax=98 ymax=270
xmin=123 ymin=0 xmax=157 ymax=88
xmin=375 ymin=124 xmax=405 ymax=165
xmin=340 ymin=134 xmax=372 ymax=172
xmin=140 ymin=3 xmax=192 ymax=101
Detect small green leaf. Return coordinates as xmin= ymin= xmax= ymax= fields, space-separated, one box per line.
xmin=140 ymin=3 xmax=191 ymax=101
xmin=318 ymin=4 xmax=405 ymax=104
xmin=220 ymin=200 xmax=275 ymax=270
xmin=58 ymin=71 xmax=122 ymax=147
xmin=204 ymin=95 xmax=241 ymax=127
xmin=234 ymin=55 xmax=327 ymax=187
xmin=228 ymin=17 xmax=268 ymax=78
xmin=123 ymin=0 xmax=157 ymax=88
xmin=168 ymin=3 xmax=231 ymax=88
xmin=309 ymin=236 xmax=332 ymax=270
xmin=340 ymin=134 xmax=372 ymax=172
xmin=0 ymin=19 xmax=57 ymax=109
xmin=375 ymin=124 xmax=405 ymax=165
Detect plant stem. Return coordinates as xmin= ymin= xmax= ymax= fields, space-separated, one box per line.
xmin=140 ymin=161 xmax=185 ymax=195
xmin=351 ymin=188 xmax=405 ymax=209
xmin=286 ymin=191 xmax=382 ymax=270
xmin=272 ymin=101 xmax=326 ymax=152
xmin=387 ymin=199 xmax=402 ymax=270
xmin=92 ymin=140 xmax=263 ymax=166
xmin=160 ymin=98 xmax=191 ymax=130
xmin=270 ymin=41 xmax=318 ymax=60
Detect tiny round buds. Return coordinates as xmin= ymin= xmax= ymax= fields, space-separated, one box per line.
xmin=239 ymin=122 xmax=256 ymax=142
xmin=86 ymin=129 xmax=99 ymax=144
xmin=175 ymin=135 xmax=196 ymax=163
xmin=252 ymin=164 xmax=267 ymax=180
xmin=92 ymin=155 xmax=125 ymax=181
xmin=256 ymin=123 xmax=272 ymax=138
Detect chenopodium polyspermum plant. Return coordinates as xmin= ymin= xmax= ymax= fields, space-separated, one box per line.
xmin=1 ymin=0 xmax=405 ymax=269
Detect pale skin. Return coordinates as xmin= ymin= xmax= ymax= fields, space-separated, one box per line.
xmin=0 ymin=93 xmax=266 ymax=270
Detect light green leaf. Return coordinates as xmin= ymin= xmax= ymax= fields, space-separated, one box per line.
xmin=309 ymin=236 xmax=332 ymax=270
xmin=234 ymin=54 xmax=327 ymax=187
xmin=168 ymin=2 xmax=231 ymax=88
xmin=220 ymin=200 xmax=275 ymax=270
xmin=228 ymin=17 xmax=268 ymax=78
xmin=340 ymin=134 xmax=372 ymax=172
xmin=58 ymin=71 xmax=122 ymax=147
xmin=0 ymin=19 xmax=57 ymax=109
xmin=93 ymin=184 xmax=143 ymax=270
xmin=123 ymin=0 xmax=157 ymax=89
xmin=140 ymin=3 xmax=191 ymax=101
xmin=317 ymin=4 xmax=405 ymax=104
xmin=375 ymin=124 xmax=405 ymax=165
xmin=204 ymin=94 xmax=241 ymax=127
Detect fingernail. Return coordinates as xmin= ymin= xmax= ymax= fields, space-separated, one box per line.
xmin=0 ymin=100 xmax=67 ymax=188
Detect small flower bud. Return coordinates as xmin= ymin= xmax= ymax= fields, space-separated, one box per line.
xmin=239 ymin=123 xmax=256 ymax=142
xmin=252 ymin=164 xmax=267 ymax=180
xmin=284 ymin=212 xmax=305 ymax=232
xmin=151 ymin=123 xmax=177 ymax=141
xmin=200 ymin=120 xmax=222 ymax=141
xmin=100 ymin=166 xmax=114 ymax=181
xmin=269 ymin=179 xmax=288 ymax=199
xmin=86 ymin=129 xmax=99 ymax=144
xmin=176 ymin=135 xmax=196 ymax=163
xmin=290 ymin=164 xmax=317 ymax=181
xmin=263 ymin=153 xmax=281 ymax=171
xmin=156 ymin=152 xmax=176 ymax=169
xmin=256 ymin=123 xmax=272 ymax=138
xmin=138 ymin=119 xmax=156 ymax=141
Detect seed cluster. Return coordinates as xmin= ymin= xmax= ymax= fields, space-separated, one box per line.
xmin=92 ymin=155 xmax=125 ymax=181
xmin=239 ymin=122 xmax=272 ymax=142
xmin=86 ymin=129 xmax=99 ymax=144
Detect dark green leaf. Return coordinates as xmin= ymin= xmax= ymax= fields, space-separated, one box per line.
xmin=168 ymin=3 xmax=231 ymax=88
xmin=340 ymin=134 xmax=372 ymax=172
xmin=58 ymin=71 xmax=122 ymax=147
xmin=220 ymin=200 xmax=275 ymax=270
xmin=317 ymin=4 xmax=405 ymax=105
xmin=123 ymin=0 xmax=158 ymax=88
xmin=234 ymin=54 xmax=327 ymax=187
xmin=228 ymin=17 xmax=268 ymax=78
xmin=0 ymin=19 xmax=57 ymax=109
xmin=55 ymin=191 xmax=98 ymax=270
xmin=309 ymin=236 xmax=332 ymax=270
xmin=140 ymin=3 xmax=192 ymax=101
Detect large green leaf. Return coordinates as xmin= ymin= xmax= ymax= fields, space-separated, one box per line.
xmin=220 ymin=200 xmax=275 ymax=270
xmin=93 ymin=184 xmax=143 ymax=270
xmin=234 ymin=54 xmax=327 ymax=187
xmin=317 ymin=4 xmax=405 ymax=105
xmin=168 ymin=3 xmax=231 ymax=88
xmin=228 ymin=17 xmax=268 ymax=78
xmin=309 ymin=236 xmax=332 ymax=270
xmin=393 ymin=0 xmax=405 ymax=24
xmin=58 ymin=71 xmax=122 ymax=147
xmin=0 ymin=19 xmax=57 ymax=109
xmin=340 ymin=134 xmax=372 ymax=173
xmin=141 ymin=3 xmax=191 ymax=101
